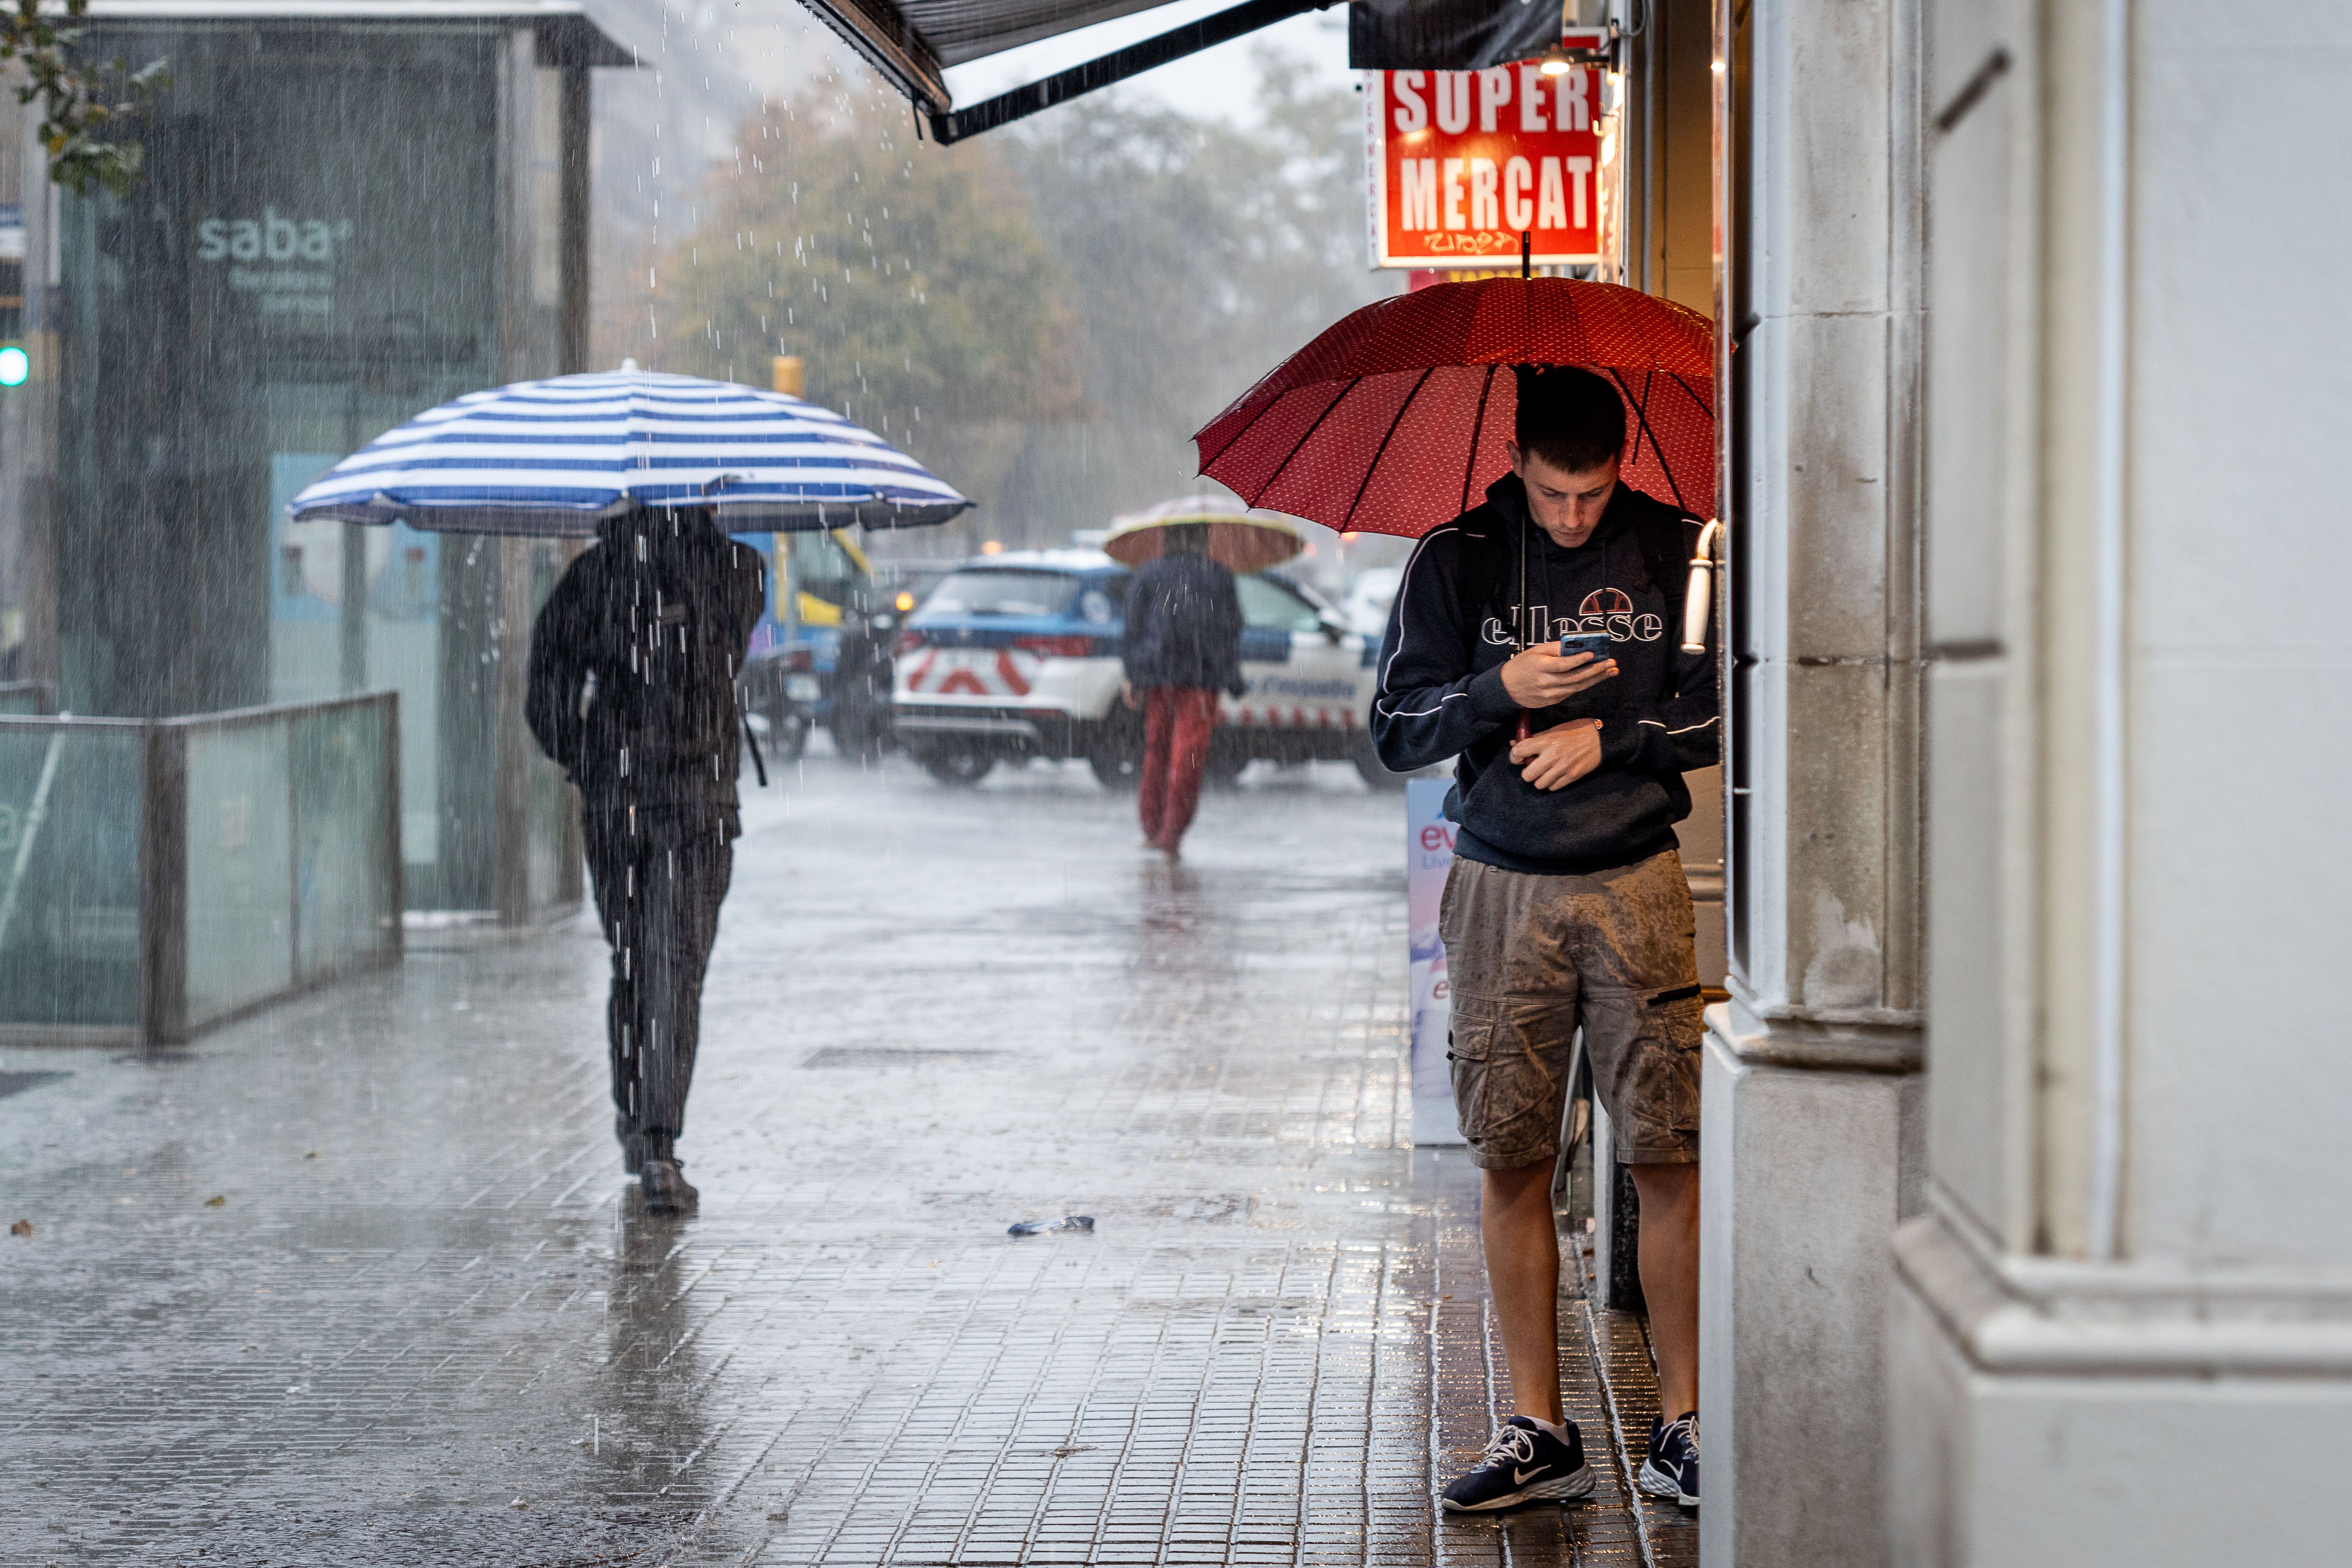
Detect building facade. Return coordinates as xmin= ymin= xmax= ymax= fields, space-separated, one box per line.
xmin=0 ymin=2 xmax=626 ymax=914
xmin=1684 ymin=0 xmax=2352 ymax=1561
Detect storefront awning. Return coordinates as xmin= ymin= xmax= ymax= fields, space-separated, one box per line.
xmin=803 ymin=0 xmax=1337 ymax=137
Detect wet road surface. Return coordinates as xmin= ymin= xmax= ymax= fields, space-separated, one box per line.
xmin=1 ymin=751 xmax=1693 ymax=1566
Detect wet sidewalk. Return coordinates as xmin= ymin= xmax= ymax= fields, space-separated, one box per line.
xmin=0 ymin=752 xmax=1693 ymax=1567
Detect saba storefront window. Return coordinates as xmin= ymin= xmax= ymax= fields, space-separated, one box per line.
xmin=53 ymin=19 xmax=510 ymax=907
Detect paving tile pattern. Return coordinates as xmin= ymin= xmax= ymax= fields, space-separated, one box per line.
xmin=0 ymin=756 xmax=1680 ymax=1567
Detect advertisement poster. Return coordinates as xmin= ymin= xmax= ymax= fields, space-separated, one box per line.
xmin=1407 ymin=778 xmax=1464 ymax=1145
xmin=1364 ymin=32 xmax=1608 ymax=270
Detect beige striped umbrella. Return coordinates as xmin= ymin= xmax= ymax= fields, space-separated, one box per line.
xmin=1101 ymin=495 xmax=1306 ymax=573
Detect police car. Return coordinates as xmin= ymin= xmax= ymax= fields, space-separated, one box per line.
xmin=890 ymin=549 xmax=1395 ymax=788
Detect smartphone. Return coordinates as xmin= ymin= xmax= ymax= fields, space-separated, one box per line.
xmin=1558 ymin=630 xmax=1615 ymax=663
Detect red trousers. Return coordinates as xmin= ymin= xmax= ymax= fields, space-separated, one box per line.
xmin=1137 ymin=686 xmax=1220 ymax=849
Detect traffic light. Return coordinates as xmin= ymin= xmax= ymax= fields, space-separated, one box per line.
xmin=0 ymin=343 xmax=28 ymax=387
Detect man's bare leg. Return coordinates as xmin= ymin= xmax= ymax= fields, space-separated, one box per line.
xmin=1627 ymin=1161 xmax=1700 ymax=1418
xmin=1481 ymin=1159 xmax=1565 ymax=1425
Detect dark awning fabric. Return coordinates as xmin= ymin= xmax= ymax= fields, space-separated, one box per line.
xmin=1346 ymin=0 xmax=1566 ymax=71
xmin=801 ymin=0 xmax=1186 ymax=111
xmin=802 ymin=0 xmax=1567 ymax=121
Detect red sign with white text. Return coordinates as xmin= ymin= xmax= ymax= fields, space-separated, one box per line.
xmin=1365 ymin=38 xmax=1606 ymax=269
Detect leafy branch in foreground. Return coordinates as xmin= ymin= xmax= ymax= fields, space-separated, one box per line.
xmin=0 ymin=0 xmax=166 ymax=195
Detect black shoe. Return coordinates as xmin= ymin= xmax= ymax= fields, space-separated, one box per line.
xmin=1637 ymin=1411 xmax=1699 ymax=1509
xmin=1440 ymin=1416 xmax=1596 ymax=1512
xmin=639 ymin=1158 xmax=698 ymax=1212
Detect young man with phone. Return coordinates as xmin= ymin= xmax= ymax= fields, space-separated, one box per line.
xmin=1371 ymin=365 xmax=1718 ymax=1512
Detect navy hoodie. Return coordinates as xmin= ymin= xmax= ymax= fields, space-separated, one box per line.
xmin=1371 ymin=473 xmax=1719 ymax=876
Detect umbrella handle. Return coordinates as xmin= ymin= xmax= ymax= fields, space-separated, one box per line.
xmin=1515 ymin=709 xmax=1532 ymax=743
xmin=1680 ymin=519 xmax=1722 ymax=654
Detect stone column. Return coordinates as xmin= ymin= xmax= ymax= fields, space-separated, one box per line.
xmin=1699 ymin=0 xmax=1927 ymax=1562
xmin=1890 ymin=2 xmax=2352 ymax=1561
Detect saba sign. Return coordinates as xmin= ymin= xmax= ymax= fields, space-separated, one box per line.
xmin=196 ymin=210 xmax=355 ymax=264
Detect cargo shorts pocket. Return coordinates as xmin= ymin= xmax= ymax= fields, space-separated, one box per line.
xmin=1447 ymin=992 xmax=1576 ymax=1170
xmin=1603 ymin=986 xmax=1703 ymax=1162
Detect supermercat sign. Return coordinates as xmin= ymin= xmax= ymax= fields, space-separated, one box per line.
xmin=1364 ymin=31 xmax=1607 ymax=270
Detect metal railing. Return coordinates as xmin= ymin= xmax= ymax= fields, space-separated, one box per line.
xmin=0 ymin=692 xmax=401 ymax=1046
xmin=0 ymin=680 xmax=52 ymax=715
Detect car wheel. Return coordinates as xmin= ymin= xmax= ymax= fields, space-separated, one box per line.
xmin=1350 ymin=727 xmax=1406 ymax=790
xmin=917 ymin=745 xmax=994 ymax=787
xmin=1086 ymin=708 xmax=1144 ymax=791
xmin=1087 ymin=749 xmax=1140 ymax=790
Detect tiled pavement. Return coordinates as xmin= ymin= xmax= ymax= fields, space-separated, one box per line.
xmin=0 ymin=752 xmax=1695 ymax=1566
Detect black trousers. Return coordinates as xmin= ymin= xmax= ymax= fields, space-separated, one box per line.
xmin=583 ymin=806 xmax=735 ymax=1166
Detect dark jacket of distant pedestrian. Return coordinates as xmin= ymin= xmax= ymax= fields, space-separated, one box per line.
xmin=1120 ymin=548 xmax=1247 ymax=697
xmin=525 ymin=506 xmax=765 ymax=1209
xmin=526 ymin=506 xmax=767 ymax=823
xmin=1119 ymin=532 xmax=1247 ymax=854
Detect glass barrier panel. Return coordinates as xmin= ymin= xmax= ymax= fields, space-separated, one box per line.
xmin=184 ymin=721 xmax=295 ymax=1027
xmin=0 ymin=724 xmax=143 ymax=1027
xmin=292 ymin=700 xmax=397 ymax=983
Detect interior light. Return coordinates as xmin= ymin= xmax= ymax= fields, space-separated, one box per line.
xmin=980 ymin=540 xmax=1003 ymax=554
xmin=0 ymin=345 xmax=28 ymax=387
xmin=895 ymin=590 xmax=915 ymax=611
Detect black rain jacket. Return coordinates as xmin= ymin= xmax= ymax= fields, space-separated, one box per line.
xmin=1119 ymin=551 xmax=1247 ymax=695
xmin=525 ymin=508 xmax=766 ymax=822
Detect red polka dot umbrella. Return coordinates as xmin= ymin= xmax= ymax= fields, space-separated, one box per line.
xmin=1193 ymin=277 xmax=1715 ymax=539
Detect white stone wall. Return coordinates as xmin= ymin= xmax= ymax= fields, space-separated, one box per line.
xmin=1699 ymin=0 xmax=1928 ymax=1561
xmin=1892 ymin=1 xmax=2352 ymax=1561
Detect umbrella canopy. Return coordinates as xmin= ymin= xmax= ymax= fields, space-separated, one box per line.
xmin=1194 ymin=277 xmax=1715 ymax=539
xmin=289 ymin=367 xmax=971 ymax=537
xmin=1101 ymin=496 xmax=1306 ymax=573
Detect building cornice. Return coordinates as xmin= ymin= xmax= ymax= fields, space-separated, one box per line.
xmin=1896 ymin=1189 xmax=2352 ymax=1378
xmin=1706 ymin=993 xmax=1924 ymax=1074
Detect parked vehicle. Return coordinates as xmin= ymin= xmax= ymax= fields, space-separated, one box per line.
xmin=738 ymin=528 xmax=898 ymax=762
xmin=1341 ymin=565 xmax=1404 ymax=637
xmin=890 ymin=549 xmax=1399 ymax=789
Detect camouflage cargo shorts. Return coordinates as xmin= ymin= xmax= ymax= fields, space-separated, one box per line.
xmin=1437 ymin=849 xmax=1704 ymax=1170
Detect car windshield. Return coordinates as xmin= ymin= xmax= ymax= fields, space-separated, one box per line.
xmin=917 ymin=569 xmax=1079 ymax=620
xmin=1236 ymin=574 xmax=1325 ymax=633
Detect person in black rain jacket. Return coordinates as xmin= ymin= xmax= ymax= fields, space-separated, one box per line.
xmin=526 ymin=505 xmax=765 ymax=1211
xmin=1119 ymin=526 xmax=1246 ymax=852
xmin=1373 ymin=366 xmax=1717 ymax=1514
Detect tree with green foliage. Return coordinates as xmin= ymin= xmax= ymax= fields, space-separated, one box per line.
xmin=660 ymin=89 xmax=1081 ymax=510
xmin=651 ymin=54 xmax=1388 ymax=547
xmin=995 ymin=52 xmax=1395 ymax=532
xmin=2 ymin=0 xmax=165 ymax=194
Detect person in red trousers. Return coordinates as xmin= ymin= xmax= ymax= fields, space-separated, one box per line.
xmin=1119 ymin=524 xmax=1246 ymax=853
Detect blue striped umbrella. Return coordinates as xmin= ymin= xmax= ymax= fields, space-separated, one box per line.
xmin=288 ymin=366 xmax=970 ymax=536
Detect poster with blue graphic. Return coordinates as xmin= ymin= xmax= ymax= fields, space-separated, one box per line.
xmin=1407 ymin=778 xmax=1464 ymax=1146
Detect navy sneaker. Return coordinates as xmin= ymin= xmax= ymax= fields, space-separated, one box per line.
xmin=1440 ymin=1416 xmax=1597 ymax=1512
xmin=1637 ymin=1411 xmax=1699 ymax=1509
